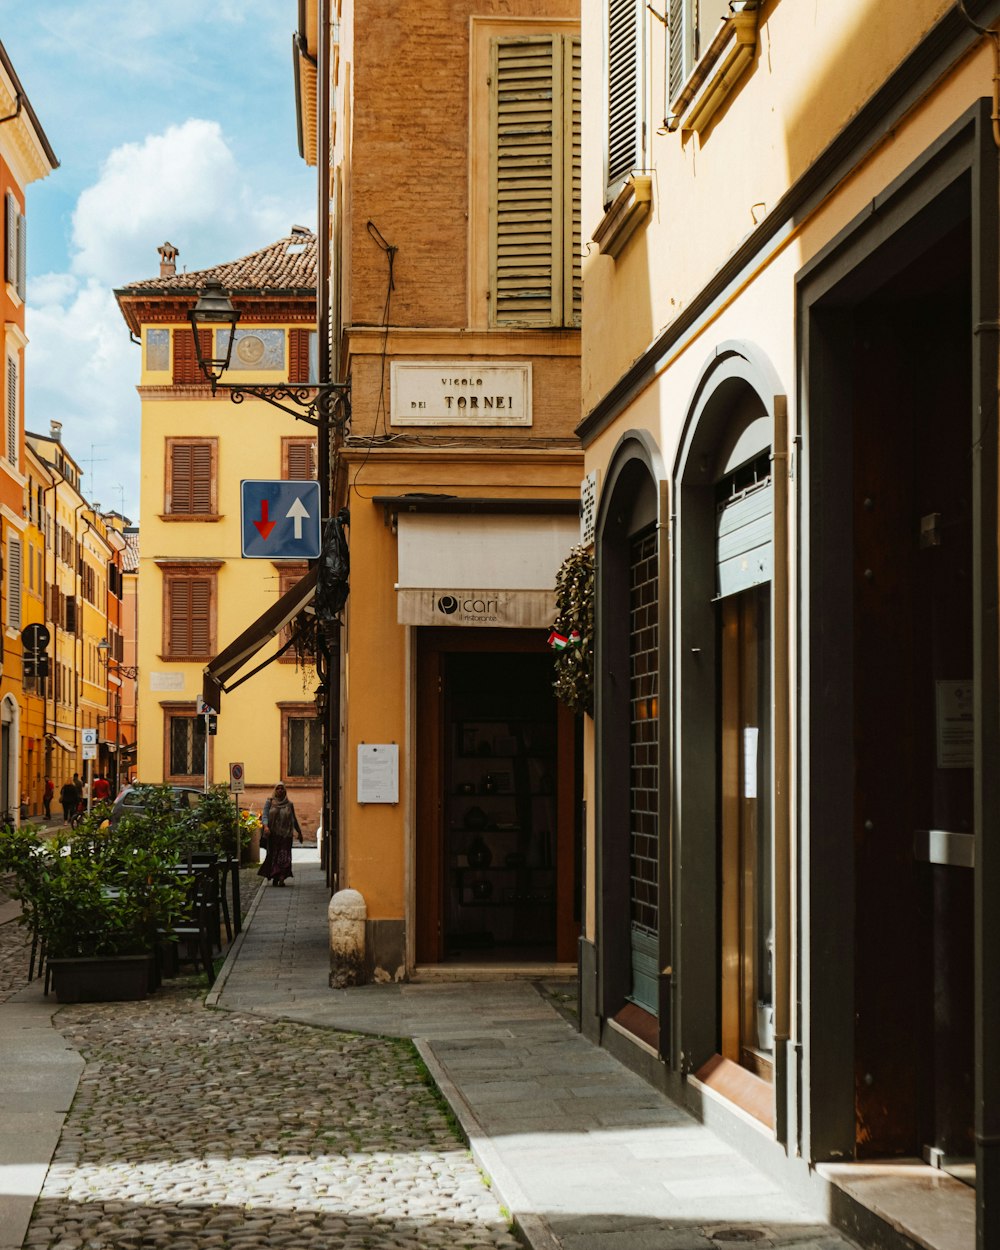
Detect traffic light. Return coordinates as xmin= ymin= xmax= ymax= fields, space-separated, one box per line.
xmin=207 ymin=713 xmax=218 ymax=736
xmin=23 ymin=653 xmax=49 ymax=679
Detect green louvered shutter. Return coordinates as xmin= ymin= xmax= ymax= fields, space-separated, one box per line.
xmin=564 ymin=35 xmax=582 ymax=327
xmin=490 ymin=35 xmax=580 ymax=328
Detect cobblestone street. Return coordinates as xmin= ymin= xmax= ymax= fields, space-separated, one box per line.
xmin=21 ymin=988 xmax=519 ymax=1250
xmin=0 ymin=872 xmax=518 ymax=1250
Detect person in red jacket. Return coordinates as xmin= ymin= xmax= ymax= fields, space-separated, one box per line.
xmin=91 ymin=774 xmax=111 ymax=803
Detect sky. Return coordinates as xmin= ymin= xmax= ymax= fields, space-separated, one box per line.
xmin=1 ymin=2 xmax=317 ymax=523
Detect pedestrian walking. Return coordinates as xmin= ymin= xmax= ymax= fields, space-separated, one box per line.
xmin=59 ymin=779 xmax=77 ymax=824
xmin=92 ymin=774 xmax=111 ymax=803
xmin=72 ymin=773 xmax=83 ymax=802
xmin=257 ymin=782 xmax=302 ymax=886
xmin=42 ymin=777 xmax=53 ymax=820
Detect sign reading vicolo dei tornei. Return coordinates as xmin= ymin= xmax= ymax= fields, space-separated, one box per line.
xmin=390 ymin=361 xmax=531 ymax=426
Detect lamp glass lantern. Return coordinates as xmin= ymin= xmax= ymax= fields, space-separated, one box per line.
xmin=188 ymin=278 xmax=241 ymax=388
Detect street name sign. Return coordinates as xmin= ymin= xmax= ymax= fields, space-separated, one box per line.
xmin=241 ymin=479 xmax=322 ymax=559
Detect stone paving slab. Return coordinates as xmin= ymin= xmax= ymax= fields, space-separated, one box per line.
xmin=212 ymin=858 xmax=862 ymax=1250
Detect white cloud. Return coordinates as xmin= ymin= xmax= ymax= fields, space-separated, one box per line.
xmin=72 ymin=118 xmax=313 ymax=285
xmin=24 ymin=119 xmax=315 ymax=522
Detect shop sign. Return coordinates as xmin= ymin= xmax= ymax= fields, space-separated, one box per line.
xmin=396 ymin=588 xmax=556 ymax=629
xmin=390 ymin=361 xmax=531 ymax=426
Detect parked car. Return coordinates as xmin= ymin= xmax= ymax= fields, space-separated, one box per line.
xmin=109 ymin=784 xmax=205 ymax=827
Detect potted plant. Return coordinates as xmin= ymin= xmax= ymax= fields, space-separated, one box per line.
xmin=0 ymin=803 xmax=193 ymax=1003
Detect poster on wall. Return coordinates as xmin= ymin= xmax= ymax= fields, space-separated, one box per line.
xmin=357 ymin=744 xmax=399 ymax=804
xmin=935 ymin=679 xmax=973 ymax=769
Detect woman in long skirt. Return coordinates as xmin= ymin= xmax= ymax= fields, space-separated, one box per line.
xmin=258 ymin=782 xmax=303 ymax=885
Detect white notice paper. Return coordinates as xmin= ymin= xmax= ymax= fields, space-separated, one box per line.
xmin=357 ymin=744 xmax=399 ymax=804
xmin=743 ymin=726 xmax=759 ymax=799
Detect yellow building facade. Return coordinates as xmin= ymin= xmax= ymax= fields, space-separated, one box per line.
xmin=580 ymin=0 xmax=1000 ymax=1244
xmin=295 ymin=0 xmax=583 ymax=979
xmin=115 ymin=236 xmax=322 ymax=827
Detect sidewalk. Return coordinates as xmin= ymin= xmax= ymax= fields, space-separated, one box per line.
xmin=210 ymin=854 xmax=858 ymax=1250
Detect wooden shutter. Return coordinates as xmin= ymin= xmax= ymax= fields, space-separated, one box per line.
xmin=608 ymin=0 xmax=638 ymax=186
xmin=5 ymin=192 xmax=16 ymax=285
xmin=172 ymin=329 xmax=210 ymax=384
xmin=490 ymin=36 xmax=560 ymax=326
xmin=564 ymin=36 xmax=582 ymax=328
xmin=489 ymin=35 xmax=579 ymax=328
xmin=6 ymin=535 xmax=21 ymax=631
xmin=16 ymin=211 xmax=25 ymax=300
xmin=168 ymin=575 xmax=212 ymax=656
xmin=169 ymin=441 xmax=213 ymax=513
xmin=289 ymin=329 xmax=312 ymax=384
xmin=6 ymin=354 xmax=16 ymax=466
xmin=285 ymin=439 xmax=317 ymax=480
xmin=669 ymin=0 xmax=686 ymax=102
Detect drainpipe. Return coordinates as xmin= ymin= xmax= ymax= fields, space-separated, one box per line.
xmin=771 ymin=396 xmax=792 ymax=1147
xmin=42 ymin=467 xmax=64 ymax=770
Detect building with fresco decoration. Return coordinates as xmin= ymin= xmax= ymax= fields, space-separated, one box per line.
xmin=114 ymin=235 xmax=323 ymax=831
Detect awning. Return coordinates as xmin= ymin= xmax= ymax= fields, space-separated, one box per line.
xmin=45 ymin=733 xmax=74 ymax=752
xmin=203 ymin=566 xmax=317 ymax=709
xmin=394 ymin=510 xmax=578 ymax=628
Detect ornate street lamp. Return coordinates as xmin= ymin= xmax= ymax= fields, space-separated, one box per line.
xmin=188 ymin=281 xmax=350 ymax=431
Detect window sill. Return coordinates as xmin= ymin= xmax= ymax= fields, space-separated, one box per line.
xmin=158 ymin=513 xmax=223 ymax=523
xmin=592 ymin=175 xmax=653 ymax=260
xmin=668 ymin=6 xmax=759 ymax=135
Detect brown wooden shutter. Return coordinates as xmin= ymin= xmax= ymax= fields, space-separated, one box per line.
xmin=289 ymin=329 xmax=311 ymax=384
xmin=172 ymin=329 xmax=211 ymax=384
xmin=169 ymin=575 xmax=212 ymax=656
xmin=170 ymin=442 xmax=213 ymax=513
xmin=286 ymin=439 xmax=316 ymax=479
xmin=189 ymin=577 xmax=211 ymax=654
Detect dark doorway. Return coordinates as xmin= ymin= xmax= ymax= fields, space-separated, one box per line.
xmin=848 ymin=215 xmax=974 ymax=1169
xmin=808 ymin=197 xmax=976 ymax=1172
xmin=415 ymin=629 xmax=578 ymax=965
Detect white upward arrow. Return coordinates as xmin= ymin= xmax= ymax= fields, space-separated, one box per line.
xmin=286 ymin=495 xmax=310 ymax=539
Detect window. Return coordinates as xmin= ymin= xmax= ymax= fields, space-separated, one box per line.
xmin=165 ymin=438 xmax=217 ymax=516
xmin=488 ymin=33 xmax=581 ymax=328
xmin=5 ymin=353 xmax=17 ymax=469
xmin=165 ymin=709 xmax=207 ymax=781
xmin=6 ymin=534 xmax=21 ymax=631
xmin=161 ymin=565 xmax=220 ymax=659
xmin=282 ymin=437 xmax=317 ymax=480
xmin=668 ymin=0 xmax=729 ymax=102
xmin=5 ymin=191 xmax=25 ymax=301
xmin=282 ymin=707 xmax=322 ymax=779
xmin=607 ymin=0 xmax=643 ymax=197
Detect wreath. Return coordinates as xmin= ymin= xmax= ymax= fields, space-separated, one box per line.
xmin=548 ymin=545 xmax=594 ymax=716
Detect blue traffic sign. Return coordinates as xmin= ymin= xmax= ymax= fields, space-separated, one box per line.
xmin=241 ymin=480 xmax=322 ymax=559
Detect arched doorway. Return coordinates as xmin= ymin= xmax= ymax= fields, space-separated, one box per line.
xmin=595 ymin=432 xmax=668 ymax=1046
xmin=673 ymin=343 xmax=788 ymax=1124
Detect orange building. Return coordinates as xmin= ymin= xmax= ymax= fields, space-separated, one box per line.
xmin=0 ymin=42 xmax=57 ymax=819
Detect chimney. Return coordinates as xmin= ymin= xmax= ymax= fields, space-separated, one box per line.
xmin=157 ymin=241 xmax=179 ymax=278
xmin=49 ymin=420 xmax=62 ymax=442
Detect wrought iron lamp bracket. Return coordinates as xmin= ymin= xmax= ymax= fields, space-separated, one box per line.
xmin=212 ymin=380 xmax=351 ymax=430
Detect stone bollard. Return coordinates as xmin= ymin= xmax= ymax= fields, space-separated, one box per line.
xmin=329 ymin=888 xmax=366 ymax=988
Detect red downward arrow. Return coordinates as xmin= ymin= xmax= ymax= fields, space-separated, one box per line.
xmin=253 ymin=498 xmax=276 ymax=540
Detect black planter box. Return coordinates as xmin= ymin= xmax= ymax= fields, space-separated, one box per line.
xmin=48 ymin=955 xmax=153 ymax=1003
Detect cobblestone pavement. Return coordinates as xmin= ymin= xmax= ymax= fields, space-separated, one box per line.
xmin=23 ymin=987 xmax=519 ymax=1250
xmin=6 ymin=862 xmax=519 ymax=1250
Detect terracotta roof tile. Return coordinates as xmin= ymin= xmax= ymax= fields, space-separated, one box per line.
xmin=121 ymin=229 xmax=317 ymax=294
